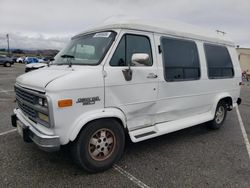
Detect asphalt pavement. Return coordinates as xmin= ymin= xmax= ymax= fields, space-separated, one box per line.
xmin=0 ymin=64 xmax=249 ymax=188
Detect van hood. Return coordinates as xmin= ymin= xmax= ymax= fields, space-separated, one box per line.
xmin=16 ymin=66 xmax=73 ymax=92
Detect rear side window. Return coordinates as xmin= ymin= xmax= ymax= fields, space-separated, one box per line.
xmin=161 ymin=37 xmax=200 ymax=81
xmin=204 ymin=44 xmax=234 ymax=79
xmin=110 ymin=34 xmax=153 ymax=66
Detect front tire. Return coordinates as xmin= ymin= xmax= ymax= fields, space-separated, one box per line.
xmin=208 ymin=101 xmax=227 ymax=129
xmin=71 ymin=119 xmax=125 ymax=173
xmin=4 ymin=62 xmax=11 ymax=67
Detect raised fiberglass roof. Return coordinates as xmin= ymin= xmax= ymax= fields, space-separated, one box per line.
xmin=75 ymin=18 xmax=235 ymax=46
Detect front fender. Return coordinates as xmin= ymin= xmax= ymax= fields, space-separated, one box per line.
xmin=68 ymin=107 xmax=127 ymax=142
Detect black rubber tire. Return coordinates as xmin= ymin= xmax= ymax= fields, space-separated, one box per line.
xmin=208 ymin=101 xmax=227 ymax=130
xmin=71 ymin=119 xmax=125 ymax=173
xmin=4 ymin=62 xmax=11 ymax=67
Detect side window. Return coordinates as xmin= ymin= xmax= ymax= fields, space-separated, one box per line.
xmin=161 ymin=37 xmax=200 ymax=81
xmin=110 ymin=34 xmax=153 ymax=66
xmin=110 ymin=36 xmax=125 ymax=66
xmin=204 ymin=44 xmax=234 ymax=79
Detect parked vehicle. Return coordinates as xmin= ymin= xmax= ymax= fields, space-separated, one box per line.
xmin=25 ymin=62 xmax=47 ymax=72
xmin=24 ymin=57 xmax=39 ymax=64
xmin=11 ymin=19 xmax=242 ymax=173
xmin=12 ymin=56 xmax=17 ymax=63
xmin=0 ymin=55 xmax=14 ymax=67
xmin=38 ymin=58 xmax=46 ymax=63
xmin=43 ymin=56 xmax=53 ymax=62
xmin=16 ymin=57 xmax=25 ymax=63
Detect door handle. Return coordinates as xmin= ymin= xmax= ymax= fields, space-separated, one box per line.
xmin=147 ymin=73 xmax=158 ymax=79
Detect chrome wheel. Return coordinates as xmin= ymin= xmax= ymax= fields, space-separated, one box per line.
xmin=215 ymin=106 xmax=225 ymax=124
xmin=88 ymin=128 xmax=116 ymax=161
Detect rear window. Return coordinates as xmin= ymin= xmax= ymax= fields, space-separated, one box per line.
xmin=204 ymin=44 xmax=234 ymax=79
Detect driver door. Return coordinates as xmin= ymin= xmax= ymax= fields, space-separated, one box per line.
xmin=104 ymin=30 xmax=158 ymax=131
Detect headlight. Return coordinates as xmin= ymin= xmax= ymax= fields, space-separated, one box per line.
xmin=44 ymin=100 xmax=48 ymax=107
xmin=38 ymin=97 xmax=48 ymax=107
xmin=38 ymin=98 xmax=43 ymax=106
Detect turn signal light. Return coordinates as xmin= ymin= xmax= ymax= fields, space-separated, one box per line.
xmin=58 ymin=99 xmax=73 ymax=108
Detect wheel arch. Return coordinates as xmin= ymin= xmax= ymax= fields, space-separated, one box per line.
xmin=222 ymin=96 xmax=233 ymax=110
xmin=212 ymin=93 xmax=233 ymax=115
xmin=68 ymin=108 xmax=127 ymax=142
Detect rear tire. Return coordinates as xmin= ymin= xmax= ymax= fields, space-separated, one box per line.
xmin=208 ymin=101 xmax=227 ymax=130
xmin=71 ymin=119 xmax=125 ymax=173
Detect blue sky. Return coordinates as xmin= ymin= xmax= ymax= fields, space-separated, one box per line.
xmin=0 ymin=0 xmax=249 ymax=49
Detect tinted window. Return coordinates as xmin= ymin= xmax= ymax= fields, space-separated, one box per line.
xmin=110 ymin=34 xmax=152 ymax=66
xmin=204 ymin=44 xmax=234 ymax=79
xmin=110 ymin=36 xmax=126 ymax=66
xmin=161 ymin=37 xmax=200 ymax=81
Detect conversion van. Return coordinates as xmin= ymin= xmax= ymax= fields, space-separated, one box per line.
xmin=11 ymin=19 xmax=242 ymax=172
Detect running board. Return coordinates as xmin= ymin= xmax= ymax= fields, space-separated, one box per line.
xmin=129 ymin=112 xmax=214 ymax=143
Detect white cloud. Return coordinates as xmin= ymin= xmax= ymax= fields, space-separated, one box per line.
xmin=0 ymin=33 xmax=69 ymax=50
xmin=0 ymin=0 xmax=249 ymax=49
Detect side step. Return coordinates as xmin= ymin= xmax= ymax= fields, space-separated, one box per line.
xmin=134 ymin=131 xmax=157 ymax=139
xmin=129 ymin=112 xmax=213 ymax=143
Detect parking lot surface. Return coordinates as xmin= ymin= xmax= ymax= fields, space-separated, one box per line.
xmin=0 ymin=64 xmax=250 ymax=187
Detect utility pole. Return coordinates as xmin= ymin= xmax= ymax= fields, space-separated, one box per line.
xmin=6 ymin=34 xmax=10 ymax=56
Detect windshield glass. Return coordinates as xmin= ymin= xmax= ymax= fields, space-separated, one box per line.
xmin=53 ymin=31 xmax=116 ymax=65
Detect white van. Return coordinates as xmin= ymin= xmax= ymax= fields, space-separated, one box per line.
xmin=11 ymin=19 xmax=242 ymax=172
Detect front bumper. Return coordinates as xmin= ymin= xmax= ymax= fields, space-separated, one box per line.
xmin=11 ymin=109 xmax=60 ymax=152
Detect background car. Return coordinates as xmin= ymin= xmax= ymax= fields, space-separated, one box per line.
xmin=11 ymin=56 xmax=17 ymax=63
xmin=24 ymin=57 xmax=39 ymax=64
xmin=43 ymin=57 xmax=53 ymax=62
xmin=16 ymin=57 xmax=25 ymax=63
xmin=25 ymin=62 xmax=47 ymax=72
xmin=38 ymin=57 xmax=47 ymax=63
xmin=0 ymin=55 xmax=14 ymax=67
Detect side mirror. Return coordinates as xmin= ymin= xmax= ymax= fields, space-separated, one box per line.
xmin=131 ymin=53 xmax=149 ymax=66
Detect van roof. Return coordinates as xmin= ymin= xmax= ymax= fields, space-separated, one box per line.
xmin=75 ymin=19 xmax=235 ymax=46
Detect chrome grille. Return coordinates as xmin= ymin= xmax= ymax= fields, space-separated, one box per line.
xmin=17 ymin=99 xmax=36 ymax=118
xmin=15 ymin=85 xmax=50 ymax=127
xmin=16 ymin=86 xmax=36 ymax=104
xmin=15 ymin=86 xmax=39 ymax=119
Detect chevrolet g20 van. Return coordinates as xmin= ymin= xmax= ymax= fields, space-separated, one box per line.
xmin=11 ymin=19 xmax=242 ymax=172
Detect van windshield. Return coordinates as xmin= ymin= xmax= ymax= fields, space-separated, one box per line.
xmin=53 ymin=31 xmax=116 ymax=66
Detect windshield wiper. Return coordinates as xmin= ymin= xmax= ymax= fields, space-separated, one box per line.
xmin=61 ymin=54 xmax=75 ymax=67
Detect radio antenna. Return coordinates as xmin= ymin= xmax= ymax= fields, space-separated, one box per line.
xmin=216 ymin=30 xmax=226 ymax=35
